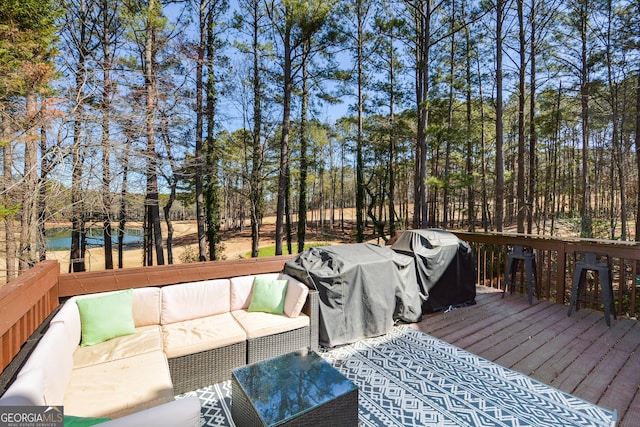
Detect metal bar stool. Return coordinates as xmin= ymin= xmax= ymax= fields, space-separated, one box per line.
xmin=567 ymin=251 xmax=616 ymax=326
xmin=503 ymin=244 xmax=538 ymax=304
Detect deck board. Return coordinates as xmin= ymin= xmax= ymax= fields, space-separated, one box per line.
xmin=414 ymin=285 xmax=640 ymax=427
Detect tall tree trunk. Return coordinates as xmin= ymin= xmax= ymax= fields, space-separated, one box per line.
xmin=578 ymin=0 xmax=592 ymax=237
xmin=297 ymin=42 xmax=310 ymax=253
xmin=604 ymin=0 xmax=625 ymax=240
xmin=145 ymin=0 xmax=164 ymax=265
xmin=551 ymin=84 xmax=562 ymax=235
xmin=411 ymin=0 xmax=431 ymax=229
xmin=388 ymin=24 xmax=396 ymax=238
xmin=2 ymin=123 xmax=17 ymax=280
xmin=285 ymin=166 xmax=293 ymax=254
xmin=528 ymin=0 xmax=537 ymax=234
xmin=444 ymin=6 xmax=455 ymax=229
xmin=355 ymin=0 xmax=367 ymax=241
xmin=205 ymin=3 xmax=221 ymax=260
xmin=70 ymin=0 xmax=88 ymax=273
xmin=20 ymin=93 xmax=38 ymax=271
xmin=118 ymin=138 xmax=130 ymax=268
xmin=495 ymin=0 xmax=505 ymax=231
xmin=516 ymin=0 xmax=526 ymax=233
xmin=38 ymin=103 xmax=49 ymax=262
xmin=163 ymin=176 xmax=177 ymax=264
xmin=340 ymin=139 xmax=345 ymax=231
xmin=249 ymin=0 xmax=263 ymax=258
xmin=275 ymin=25 xmax=292 ymax=256
xmin=101 ymin=0 xmax=113 ymax=269
xmin=195 ymin=0 xmax=207 ymax=261
xmin=635 ymin=69 xmax=640 ymax=240
xmin=464 ymin=2 xmax=475 ymax=232
xmin=476 ymin=45 xmax=490 ymax=230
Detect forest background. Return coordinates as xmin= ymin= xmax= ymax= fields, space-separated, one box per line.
xmin=0 ymin=0 xmax=639 ymax=281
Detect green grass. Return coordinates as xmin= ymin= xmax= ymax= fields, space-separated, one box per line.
xmin=245 ymin=242 xmax=330 ymax=258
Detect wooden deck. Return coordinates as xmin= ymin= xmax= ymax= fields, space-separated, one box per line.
xmin=412 ymin=286 xmax=640 ymax=427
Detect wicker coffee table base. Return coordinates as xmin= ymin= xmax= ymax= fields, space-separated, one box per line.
xmin=231 ymin=373 xmax=358 ymax=426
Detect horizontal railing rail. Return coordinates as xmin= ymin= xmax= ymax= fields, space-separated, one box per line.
xmin=452 ymin=231 xmax=640 ymax=318
xmin=57 ymin=255 xmax=296 ymax=297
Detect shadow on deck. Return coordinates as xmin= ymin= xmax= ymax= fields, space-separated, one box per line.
xmin=412 ymin=285 xmax=640 ymax=427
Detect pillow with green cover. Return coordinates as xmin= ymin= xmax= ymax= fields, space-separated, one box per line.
xmin=76 ymin=289 xmax=136 ymax=347
xmin=248 ymin=277 xmax=288 ymax=315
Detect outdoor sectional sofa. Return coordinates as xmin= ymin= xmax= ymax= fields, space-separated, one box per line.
xmin=0 ymin=272 xmax=319 ymax=426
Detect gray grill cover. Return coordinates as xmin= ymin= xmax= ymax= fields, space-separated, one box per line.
xmin=391 ymin=229 xmax=475 ymax=312
xmin=283 ymin=243 xmax=422 ymax=347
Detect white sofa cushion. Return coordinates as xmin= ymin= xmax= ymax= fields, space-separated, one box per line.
xmin=20 ymin=322 xmax=73 ymax=405
xmin=162 ymin=312 xmax=246 ymax=358
xmin=231 ymin=310 xmax=310 ymax=339
xmin=161 ymin=280 xmax=230 ymax=324
xmin=73 ymin=325 xmax=163 ymax=369
xmin=50 ymin=299 xmax=82 ymax=349
xmin=64 ymin=351 xmax=174 ymax=419
xmin=131 ymin=287 xmax=162 ymax=326
xmin=1 ymin=368 xmax=45 ymax=406
xmin=100 ymin=396 xmax=200 ymax=427
xmin=283 ymin=280 xmax=309 ymax=318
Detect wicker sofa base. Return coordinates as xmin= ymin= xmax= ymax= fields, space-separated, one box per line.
xmin=169 ymin=291 xmax=320 ymax=394
xmin=247 ymin=326 xmax=310 ymax=364
xmin=169 ymin=340 xmax=247 ymax=395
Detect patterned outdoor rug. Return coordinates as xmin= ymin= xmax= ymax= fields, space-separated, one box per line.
xmin=178 ymin=325 xmax=617 ymax=426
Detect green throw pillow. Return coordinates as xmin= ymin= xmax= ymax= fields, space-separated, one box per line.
xmin=76 ymin=289 xmax=136 ymax=347
xmin=64 ymin=415 xmax=110 ymax=426
xmin=248 ymin=277 xmax=288 ymax=314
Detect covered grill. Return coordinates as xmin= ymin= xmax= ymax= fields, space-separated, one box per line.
xmin=284 ymin=243 xmax=422 ymax=347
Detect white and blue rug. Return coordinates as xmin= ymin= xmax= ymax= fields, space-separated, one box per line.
xmin=178 ymin=326 xmax=617 ymax=426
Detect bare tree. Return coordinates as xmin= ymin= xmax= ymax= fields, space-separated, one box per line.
xmin=63 ymin=0 xmax=95 ymax=272
xmin=266 ymin=0 xmax=335 ymax=255
xmin=495 ymin=0 xmax=505 ymax=231
xmin=137 ymin=0 xmax=165 ymax=265
xmin=204 ymin=0 xmax=227 ymax=261
xmin=195 ymin=0 xmax=208 ymax=261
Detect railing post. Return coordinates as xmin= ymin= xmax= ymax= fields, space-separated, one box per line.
xmin=555 ymin=242 xmax=566 ymax=304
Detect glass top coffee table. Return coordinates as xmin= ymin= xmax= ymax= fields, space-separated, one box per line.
xmin=231 ymin=349 xmax=358 ymax=426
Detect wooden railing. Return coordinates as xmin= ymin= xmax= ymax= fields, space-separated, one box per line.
xmin=0 ymin=260 xmax=60 ymax=374
xmin=2 ymin=235 xmax=639 ymax=379
xmin=452 ymin=232 xmax=640 ymax=318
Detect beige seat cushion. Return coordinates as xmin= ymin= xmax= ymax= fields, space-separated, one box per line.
xmin=162 ymin=312 xmax=246 ymax=359
xmin=64 ymin=351 xmax=174 ymax=419
xmin=73 ymin=325 xmax=163 ymax=369
xmin=231 ymin=310 xmax=310 ymax=339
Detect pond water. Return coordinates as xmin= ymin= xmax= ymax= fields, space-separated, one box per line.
xmin=45 ymin=227 xmax=144 ymax=251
